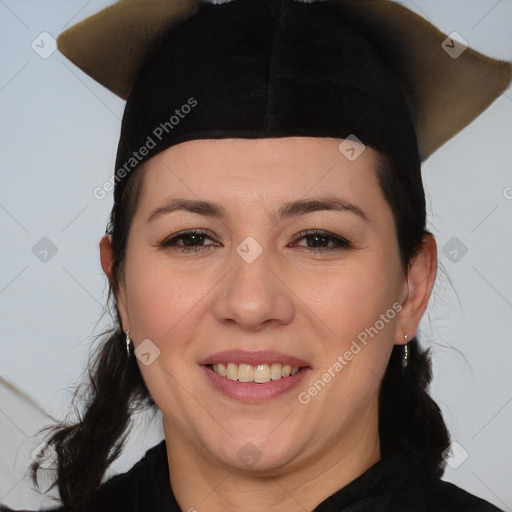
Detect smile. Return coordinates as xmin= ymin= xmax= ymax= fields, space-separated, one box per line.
xmin=199 ymin=349 xmax=311 ymax=402
xmin=207 ymin=363 xmax=302 ymax=383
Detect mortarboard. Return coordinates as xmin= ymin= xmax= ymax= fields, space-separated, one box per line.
xmin=57 ymin=0 xmax=511 ymax=206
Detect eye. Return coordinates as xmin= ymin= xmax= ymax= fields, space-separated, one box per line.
xmin=291 ymin=230 xmax=352 ymax=254
xmin=157 ymin=229 xmax=352 ymax=254
xmin=158 ymin=229 xmax=218 ymax=252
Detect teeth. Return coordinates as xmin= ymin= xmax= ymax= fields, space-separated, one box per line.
xmin=226 ymin=363 xmax=238 ymax=380
xmin=238 ymin=364 xmax=253 ymax=382
xmin=254 ymin=364 xmax=270 ymax=383
xmin=270 ymin=363 xmax=282 ymax=380
xmin=281 ymin=365 xmax=291 ymax=377
xmin=211 ymin=363 xmax=301 ymax=383
xmin=217 ymin=363 xmax=227 ymax=377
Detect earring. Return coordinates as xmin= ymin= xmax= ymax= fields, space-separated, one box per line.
xmin=125 ymin=330 xmax=132 ymax=361
xmin=402 ymin=334 xmax=409 ymax=370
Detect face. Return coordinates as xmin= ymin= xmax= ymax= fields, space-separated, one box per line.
xmin=113 ymin=137 xmax=414 ymax=475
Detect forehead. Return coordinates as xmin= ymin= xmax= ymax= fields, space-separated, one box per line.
xmin=137 ymin=137 xmax=383 ymax=207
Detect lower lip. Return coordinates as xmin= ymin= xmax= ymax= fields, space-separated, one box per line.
xmin=201 ymin=365 xmax=311 ymax=403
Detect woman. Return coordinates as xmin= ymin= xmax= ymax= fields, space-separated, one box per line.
xmin=1 ymin=0 xmax=509 ymax=511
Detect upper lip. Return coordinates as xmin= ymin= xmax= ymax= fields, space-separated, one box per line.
xmin=198 ymin=350 xmax=311 ymax=368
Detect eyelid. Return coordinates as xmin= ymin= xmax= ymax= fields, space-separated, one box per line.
xmin=157 ymin=228 xmax=353 ymax=253
xmin=158 ymin=228 xmax=217 ymax=248
xmin=291 ymin=229 xmax=353 ymax=249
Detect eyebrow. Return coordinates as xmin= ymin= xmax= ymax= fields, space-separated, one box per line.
xmin=147 ymin=196 xmax=368 ymax=224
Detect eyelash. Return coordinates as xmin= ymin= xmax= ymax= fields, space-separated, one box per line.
xmin=158 ymin=229 xmax=353 ymax=254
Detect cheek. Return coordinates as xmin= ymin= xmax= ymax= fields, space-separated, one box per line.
xmin=122 ymin=250 xmax=202 ymax=345
xmin=301 ymin=253 xmax=401 ymax=409
xmin=122 ymin=254 xmax=205 ymax=418
xmin=306 ymin=256 xmax=400 ymax=339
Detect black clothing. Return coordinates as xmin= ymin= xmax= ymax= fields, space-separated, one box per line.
xmin=1 ymin=439 xmax=502 ymax=511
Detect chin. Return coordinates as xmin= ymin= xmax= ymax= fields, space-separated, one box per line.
xmin=202 ymin=432 xmax=301 ymax=473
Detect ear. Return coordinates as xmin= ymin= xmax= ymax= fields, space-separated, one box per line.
xmin=99 ymin=235 xmax=130 ymax=332
xmin=394 ymin=233 xmax=437 ymax=345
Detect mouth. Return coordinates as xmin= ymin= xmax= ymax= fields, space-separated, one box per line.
xmin=198 ymin=350 xmax=311 ymax=401
xmin=204 ymin=362 xmax=305 ymax=383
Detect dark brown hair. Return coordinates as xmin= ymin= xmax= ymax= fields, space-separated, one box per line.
xmin=27 ymin=149 xmax=449 ymax=511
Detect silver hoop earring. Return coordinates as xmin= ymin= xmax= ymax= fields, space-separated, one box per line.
xmin=125 ymin=330 xmax=132 ymax=361
xmin=402 ymin=334 xmax=409 ymax=370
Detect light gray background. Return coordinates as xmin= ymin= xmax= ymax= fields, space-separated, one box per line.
xmin=1 ymin=0 xmax=511 ymax=510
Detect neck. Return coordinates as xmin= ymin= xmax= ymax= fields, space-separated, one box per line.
xmin=163 ymin=412 xmax=381 ymax=512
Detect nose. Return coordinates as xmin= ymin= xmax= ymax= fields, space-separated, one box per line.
xmin=211 ymin=243 xmax=296 ymax=332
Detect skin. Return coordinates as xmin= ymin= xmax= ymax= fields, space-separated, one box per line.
xmin=100 ymin=137 xmax=437 ymax=512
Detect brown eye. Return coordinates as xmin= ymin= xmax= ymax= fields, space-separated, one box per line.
xmin=291 ymin=230 xmax=352 ymax=254
xmin=159 ymin=230 xmax=217 ymax=252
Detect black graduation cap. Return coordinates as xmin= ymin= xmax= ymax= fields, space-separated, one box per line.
xmin=57 ymin=0 xmax=511 ymax=204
